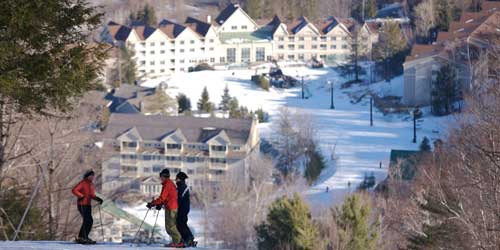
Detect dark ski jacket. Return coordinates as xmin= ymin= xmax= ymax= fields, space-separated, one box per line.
xmin=176 ymin=181 xmax=190 ymax=217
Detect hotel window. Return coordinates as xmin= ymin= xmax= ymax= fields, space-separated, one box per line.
xmin=227 ymin=48 xmax=236 ymax=63
xmin=210 ymin=57 xmax=215 ymax=63
xmin=211 ymin=145 xmax=227 ymax=151
xmin=170 ymin=41 xmax=175 ymax=45
xmin=331 ymin=45 xmax=337 ymax=49
xmin=298 ymin=45 xmax=304 ymax=49
xmin=287 ymin=55 xmax=295 ymax=60
xmin=312 ymin=37 xmax=318 ymax=41
xmin=140 ymin=42 xmax=146 ymax=47
xmin=241 ymin=25 xmax=247 ymax=30
xmin=321 ymin=36 xmax=327 ymax=42
xmin=288 ymin=36 xmax=295 ymax=42
xmin=167 ymin=143 xmax=182 ymax=149
xmin=241 ymin=48 xmax=250 ymax=62
xmin=209 ymin=47 xmax=214 ymax=51
xmin=160 ymin=50 xmax=165 ymax=54
xmin=299 ymin=36 xmax=304 ymax=41
xmin=331 ymin=36 xmax=337 ymax=40
xmin=150 ymin=61 xmax=155 ymax=65
xmin=190 ymin=40 xmax=195 ymax=44
xmin=256 ymin=47 xmax=265 ymax=62
xmin=160 ymin=42 xmax=165 ymax=46
xmin=209 ymin=39 xmax=214 ymax=43
xmin=150 ymin=50 xmax=155 ymax=55
xmin=342 ymin=44 xmax=348 ymax=49
xmin=278 ymin=54 xmax=284 ymax=60
xmin=150 ymin=42 xmax=155 ymax=46
xmin=160 ymin=69 xmax=165 ymax=73
xmin=170 ymin=59 xmax=175 ymax=63
xmin=220 ymin=57 xmax=225 ymax=63
xmin=180 ymin=40 xmax=185 ymax=45
xmin=180 ymin=49 xmax=185 ymax=53
xmin=140 ymin=51 xmax=146 ymax=56
xmin=180 ymin=59 xmax=185 ymax=63
xmin=160 ymin=60 xmax=165 ymax=65
xmin=288 ymin=44 xmax=295 ymax=50
xmin=231 ymin=25 xmax=237 ymax=30
xmin=312 ymin=45 xmax=318 ymax=49
xmin=278 ymin=36 xmax=284 ymax=41
xmin=278 ymin=45 xmax=284 ymax=49
xmin=320 ymin=44 xmax=327 ymax=50
xmin=140 ymin=60 xmax=146 ymax=65
xmin=139 ymin=70 xmax=146 ymax=73
xmin=342 ymin=36 xmax=347 ymax=40
xmin=298 ymin=54 xmax=305 ymax=60
xmin=150 ymin=69 xmax=155 ymax=73
xmin=190 ymin=48 xmax=195 ymax=52
xmin=320 ymin=55 xmax=326 ymax=59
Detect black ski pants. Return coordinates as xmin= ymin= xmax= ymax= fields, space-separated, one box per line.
xmin=176 ymin=212 xmax=193 ymax=243
xmin=77 ymin=205 xmax=93 ymax=239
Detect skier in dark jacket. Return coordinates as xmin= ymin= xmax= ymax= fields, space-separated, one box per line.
xmin=175 ymin=172 xmax=195 ymax=247
xmin=71 ymin=170 xmax=103 ymax=244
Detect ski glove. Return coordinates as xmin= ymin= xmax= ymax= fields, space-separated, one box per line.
xmin=77 ymin=196 xmax=84 ymax=202
xmin=146 ymin=202 xmax=154 ymax=209
xmin=95 ymin=197 xmax=103 ymax=205
xmin=155 ymin=205 xmax=162 ymax=210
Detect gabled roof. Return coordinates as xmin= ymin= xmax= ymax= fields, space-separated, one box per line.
xmin=104 ymin=113 xmax=254 ymax=145
xmin=132 ymin=25 xmax=156 ymax=40
xmin=158 ymin=19 xmax=186 ymax=39
xmin=117 ymin=126 xmax=143 ymax=141
xmin=184 ymin=17 xmax=212 ymax=37
xmin=405 ymin=44 xmax=443 ymax=62
xmin=114 ymin=25 xmax=132 ymax=41
xmin=287 ymin=16 xmax=318 ymax=35
xmin=215 ymin=4 xmax=239 ymax=25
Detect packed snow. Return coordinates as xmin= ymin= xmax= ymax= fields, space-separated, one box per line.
xmin=0 ymin=241 xmax=214 ymax=250
xmin=141 ymin=64 xmax=450 ymax=210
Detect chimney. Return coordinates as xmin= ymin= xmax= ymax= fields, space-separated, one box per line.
xmin=207 ymin=15 xmax=212 ymax=24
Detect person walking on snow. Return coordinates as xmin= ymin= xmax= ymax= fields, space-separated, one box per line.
xmin=147 ymin=169 xmax=183 ymax=248
xmin=71 ymin=170 xmax=103 ymax=244
xmin=175 ymin=172 xmax=195 ymax=247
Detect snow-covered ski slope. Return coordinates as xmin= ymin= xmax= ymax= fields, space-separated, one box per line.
xmin=0 ymin=241 xmax=218 ymax=250
xmin=141 ymin=64 xmax=451 ymax=210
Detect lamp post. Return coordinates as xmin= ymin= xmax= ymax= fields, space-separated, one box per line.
xmin=370 ymin=96 xmax=373 ymax=126
xmin=328 ymin=80 xmax=335 ymax=109
xmin=296 ymin=71 xmax=308 ymax=99
xmin=301 ymin=76 xmax=305 ymax=99
xmin=412 ymin=107 xmax=421 ymax=143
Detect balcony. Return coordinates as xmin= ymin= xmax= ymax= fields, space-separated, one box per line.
xmin=209 ymin=162 xmax=227 ymax=170
xmin=209 ymin=150 xmax=227 ymax=158
xmin=120 ymin=158 xmax=137 ymax=165
xmin=121 ymin=146 xmax=137 ymax=153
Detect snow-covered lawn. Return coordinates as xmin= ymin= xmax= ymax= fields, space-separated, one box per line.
xmin=141 ymin=66 xmax=450 ymax=210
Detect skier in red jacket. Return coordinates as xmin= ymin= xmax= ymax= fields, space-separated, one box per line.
xmin=72 ymin=170 xmax=103 ymax=244
xmin=147 ymin=169 xmax=183 ymax=248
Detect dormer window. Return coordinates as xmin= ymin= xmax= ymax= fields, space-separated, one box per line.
xmin=167 ymin=143 xmax=182 ymax=149
xmin=231 ymin=26 xmax=237 ymax=30
xmin=211 ymin=145 xmax=226 ymax=151
xmin=241 ymin=25 xmax=247 ymax=30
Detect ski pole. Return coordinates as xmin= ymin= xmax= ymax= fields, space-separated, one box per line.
xmin=98 ymin=204 xmax=105 ymax=242
xmin=149 ymin=209 xmax=160 ymax=245
xmin=131 ymin=208 xmax=150 ymax=246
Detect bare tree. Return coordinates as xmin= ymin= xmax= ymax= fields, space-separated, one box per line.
xmin=414 ymin=0 xmax=435 ymax=43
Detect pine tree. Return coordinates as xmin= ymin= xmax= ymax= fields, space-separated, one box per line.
xmin=120 ymin=45 xmax=138 ymax=85
xmin=177 ymin=93 xmax=192 ymax=113
xmin=245 ymin=0 xmax=261 ymax=19
xmin=373 ymin=22 xmax=408 ymax=81
xmin=304 ymin=145 xmax=326 ymax=185
xmin=352 ymin=0 xmax=378 ymax=21
xmin=228 ymin=97 xmax=240 ymax=118
xmin=197 ymin=86 xmax=213 ymax=113
xmin=256 ymin=193 xmax=321 ymax=250
xmin=431 ymin=64 xmax=458 ymax=115
xmin=434 ymin=0 xmax=453 ymax=31
xmin=143 ymin=85 xmax=177 ymax=115
xmin=220 ymin=85 xmax=232 ymax=113
xmin=420 ymin=137 xmax=432 ymax=152
xmin=334 ymin=194 xmax=379 ymax=250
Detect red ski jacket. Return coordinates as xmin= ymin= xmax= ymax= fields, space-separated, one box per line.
xmin=72 ymin=179 xmax=96 ymax=206
xmin=151 ymin=178 xmax=178 ymax=210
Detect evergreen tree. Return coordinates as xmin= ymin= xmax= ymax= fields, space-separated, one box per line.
xmin=197 ymin=86 xmax=213 ymax=113
xmin=177 ymin=93 xmax=191 ymax=113
xmin=228 ymin=97 xmax=240 ymax=118
xmin=256 ymin=193 xmax=321 ymax=250
xmin=129 ymin=4 xmax=157 ymax=26
xmin=220 ymin=85 xmax=232 ymax=112
xmin=351 ymin=0 xmax=378 ymax=21
xmin=245 ymin=0 xmax=262 ymax=19
xmin=120 ymin=45 xmax=138 ymax=85
xmin=431 ymin=64 xmax=458 ymax=115
xmin=334 ymin=194 xmax=379 ymax=250
xmin=373 ymin=22 xmax=408 ymax=81
xmin=304 ymin=145 xmax=326 ymax=185
xmin=340 ymin=28 xmax=362 ymax=82
xmin=420 ymin=137 xmax=432 ymax=152
xmin=434 ymin=0 xmax=453 ymax=31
